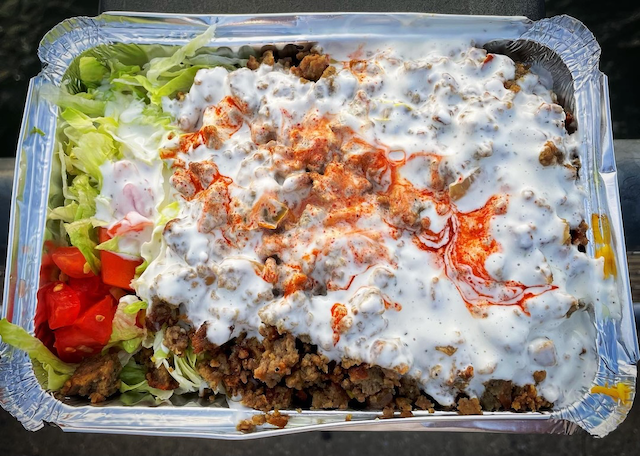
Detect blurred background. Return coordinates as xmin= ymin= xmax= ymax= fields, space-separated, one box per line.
xmin=0 ymin=0 xmax=638 ymax=157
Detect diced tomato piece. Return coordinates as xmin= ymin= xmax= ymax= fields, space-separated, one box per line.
xmin=53 ymin=294 xmax=117 ymax=363
xmin=52 ymin=246 xmax=94 ymax=279
xmin=54 ymin=326 xmax=103 ymax=363
xmin=106 ymin=212 xmax=153 ymax=238
xmin=97 ymin=227 xmax=143 ymax=291
xmin=74 ymin=294 xmax=117 ymax=345
xmin=135 ymin=309 xmax=146 ymax=328
xmin=98 ymin=227 xmax=110 ymax=244
xmin=40 ymin=241 xmax=60 ymax=285
xmin=100 ymin=251 xmax=143 ymax=291
xmin=67 ymin=276 xmax=111 ymax=310
xmin=46 ymin=282 xmax=82 ymax=330
xmin=35 ymin=283 xmax=55 ymax=352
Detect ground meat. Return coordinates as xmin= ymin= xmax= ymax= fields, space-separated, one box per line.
xmin=511 ymin=384 xmax=552 ymax=411
xmin=342 ymin=364 xmax=399 ymax=404
xmin=240 ymin=385 xmax=294 ymax=412
xmin=247 ymin=55 xmax=260 ymax=71
xmin=395 ymin=397 xmax=414 ymax=417
xmin=503 ymin=62 xmax=530 ymax=92
xmin=291 ymin=54 xmax=331 ymax=82
xmin=285 ymin=353 xmax=329 ymax=390
xmin=146 ymin=363 xmax=179 ymax=391
xmin=60 ymin=353 xmax=122 ymax=403
xmin=261 ymin=50 xmax=275 ymax=66
xmin=164 ymin=325 xmax=189 ymax=356
xmin=564 ymin=109 xmax=577 ymax=134
xmin=481 ymin=379 xmax=515 ymax=411
xmin=247 ymin=50 xmax=276 ymax=71
xmin=457 ymin=397 xmax=482 ymax=415
xmin=381 ymin=406 xmax=395 ymax=419
xmin=415 ymin=395 xmax=435 ymax=412
xmin=253 ymin=332 xmax=299 ymax=387
xmin=193 ymin=326 xmax=549 ymax=428
xmin=310 ymin=383 xmax=350 ymax=410
xmin=533 ymin=370 xmax=547 ymax=384
xmin=145 ymin=300 xmax=179 ymax=331
xmin=538 ymin=141 xmax=563 ymax=166
xmin=191 ymin=324 xmax=217 ymax=354
xmin=135 ymin=347 xmax=179 ymax=391
xmin=265 ymin=410 xmax=289 ymax=428
xmin=236 ymin=411 xmax=288 ymax=433
xmin=237 ymin=418 xmax=257 ymax=433
xmin=481 ymin=379 xmax=552 ymax=412
xmin=435 ymin=345 xmax=457 ymax=356
xmin=571 ymin=220 xmax=589 ymax=250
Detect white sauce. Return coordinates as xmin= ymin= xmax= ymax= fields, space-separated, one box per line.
xmin=119 ymin=43 xmax=615 ymax=408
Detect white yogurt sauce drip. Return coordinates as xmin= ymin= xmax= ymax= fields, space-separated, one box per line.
xmin=128 ymin=42 xmax=615 ymax=407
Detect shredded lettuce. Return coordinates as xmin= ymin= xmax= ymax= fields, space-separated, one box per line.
xmin=42 ymin=85 xmax=106 ymax=117
xmin=119 ymin=359 xmax=173 ymax=405
xmin=124 ymin=300 xmax=148 ymax=315
xmin=67 ymin=174 xmax=99 ymax=221
xmin=96 ymin=236 xmax=121 ymax=253
xmin=134 ymin=259 xmax=149 ymax=277
xmin=64 ymin=219 xmax=101 ymax=274
xmin=79 ymin=56 xmax=108 ymax=88
xmin=164 ymin=347 xmax=204 ymax=394
xmin=106 ymin=299 xmax=147 ymax=354
xmin=30 ymin=126 xmax=45 ymax=136
xmin=0 ymin=319 xmax=76 ymax=391
xmin=145 ymin=25 xmax=216 ymax=84
xmin=152 ymin=327 xmax=169 ymax=362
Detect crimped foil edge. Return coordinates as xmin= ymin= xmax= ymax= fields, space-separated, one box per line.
xmin=1 ymin=12 xmax=636 ymax=438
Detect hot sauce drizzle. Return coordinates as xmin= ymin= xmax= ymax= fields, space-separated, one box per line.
xmin=166 ymin=105 xmax=556 ymax=317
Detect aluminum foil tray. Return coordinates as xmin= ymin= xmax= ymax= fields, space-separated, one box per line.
xmin=0 ymin=12 xmax=637 ymax=439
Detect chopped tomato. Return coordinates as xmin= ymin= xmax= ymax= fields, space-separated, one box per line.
xmin=98 ymin=227 xmax=143 ymax=291
xmin=67 ymin=276 xmax=111 ymax=309
xmin=40 ymin=241 xmax=60 ymax=285
xmin=53 ymin=294 xmax=117 ymax=363
xmin=35 ymin=283 xmax=55 ymax=352
xmin=46 ymin=282 xmax=82 ymax=330
xmin=54 ymin=327 xmax=103 ymax=363
xmin=73 ymin=294 xmax=117 ymax=345
xmin=52 ymin=246 xmax=94 ymax=279
xmin=135 ymin=309 xmax=146 ymax=328
xmin=106 ymin=212 xmax=153 ymax=238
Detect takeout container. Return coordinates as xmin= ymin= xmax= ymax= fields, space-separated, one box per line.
xmin=0 ymin=12 xmax=637 ymax=439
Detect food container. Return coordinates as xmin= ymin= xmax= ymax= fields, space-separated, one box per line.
xmin=0 ymin=12 xmax=637 ymax=439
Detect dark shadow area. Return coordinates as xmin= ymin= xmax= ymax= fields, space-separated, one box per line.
xmin=546 ymin=0 xmax=640 ymax=139
xmin=0 ymin=0 xmax=97 ymax=158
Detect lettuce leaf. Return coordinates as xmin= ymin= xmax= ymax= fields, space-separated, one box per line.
xmin=0 ymin=319 xmax=76 ymax=391
xmin=79 ymin=56 xmax=108 ymax=88
xmin=107 ymin=299 xmax=146 ymax=353
xmin=165 ymin=347 xmax=204 ymax=393
xmin=124 ymin=300 xmax=148 ymax=315
xmin=42 ymin=84 xmax=105 ymax=117
xmin=145 ymin=25 xmax=216 ymax=84
xmin=68 ymin=131 xmax=118 ymax=185
xmin=67 ymin=174 xmax=99 ymax=221
xmin=64 ymin=219 xmax=101 ymax=274
xmin=119 ymin=359 xmax=173 ymax=405
xmin=95 ymin=236 xmax=121 ymax=253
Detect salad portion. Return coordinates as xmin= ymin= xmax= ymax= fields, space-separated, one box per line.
xmin=2 ymin=27 xmax=241 ymax=406
xmin=0 ymin=27 xmax=616 ymax=432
